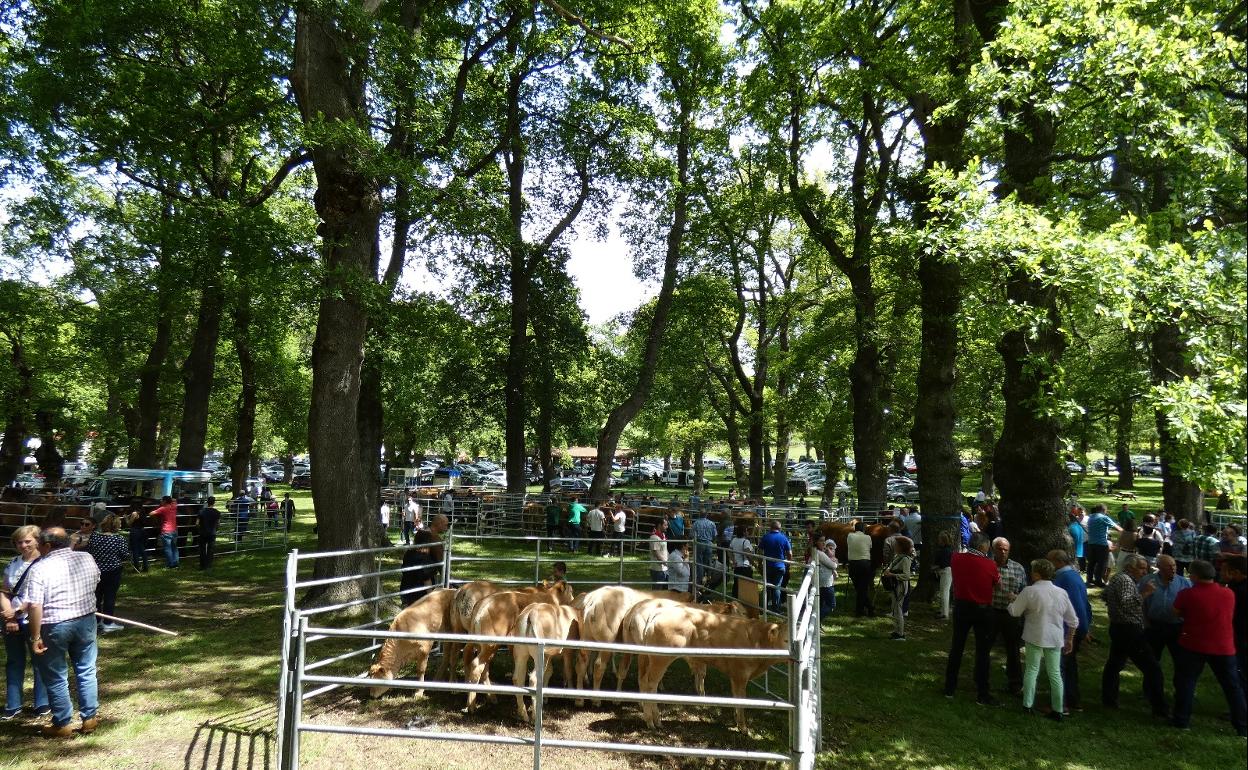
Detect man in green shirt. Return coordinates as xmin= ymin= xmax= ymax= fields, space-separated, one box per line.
xmin=545 ymin=499 xmax=562 ymax=540
xmin=1118 ymin=504 xmax=1137 ymax=528
xmin=567 ymin=499 xmax=585 ymax=553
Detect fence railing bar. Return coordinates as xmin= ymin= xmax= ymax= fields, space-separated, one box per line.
xmin=301 ymin=627 xmax=791 ymax=658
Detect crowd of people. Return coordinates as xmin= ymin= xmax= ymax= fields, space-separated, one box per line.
xmin=931 ymin=496 xmax=1247 ymax=737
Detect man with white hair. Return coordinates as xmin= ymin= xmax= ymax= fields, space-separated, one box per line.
xmin=989 ymin=537 xmax=1027 ymax=696
xmin=1102 ymin=553 xmax=1169 ymax=717
xmin=15 ymin=527 xmax=101 ymax=737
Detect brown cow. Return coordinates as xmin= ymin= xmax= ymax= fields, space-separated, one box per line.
xmin=463 ymin=580 xmax=575 ymax=713
xmin=366 ymin=588 xmax=456 ymax=698
xmin=819 ymin=519 xmax=891 ymax=569
xmin=510 ymin=603 xmax=581 ymax=722
xmin=619 ymin=598 xmax=788 ymax=732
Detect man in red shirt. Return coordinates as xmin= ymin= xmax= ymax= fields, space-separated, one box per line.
xmin=943 ymin=533 xmax=1002 ymax=705
xmin=148 ymin=495 xmax=180 ymax=568
xmin=1171 ymin=559 xmax=1246 ymax=736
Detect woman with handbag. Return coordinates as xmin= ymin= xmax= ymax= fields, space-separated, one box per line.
xmin=1 ymin=525 xmax=49 ymax=719
xmin=882 ymin=536 xmax=915 ymax=641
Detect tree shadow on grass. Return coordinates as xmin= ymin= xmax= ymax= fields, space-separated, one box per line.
xmin=184 ymin=704 xmax=274 ymax=770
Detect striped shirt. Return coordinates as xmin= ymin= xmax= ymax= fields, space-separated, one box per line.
xmin=993 ymin=559 xmax=1028 ymax=610
xmin=15 ymin=547 xmax=100 ymax=625
xmin=86 ymin=532 xmax=131 ymax=573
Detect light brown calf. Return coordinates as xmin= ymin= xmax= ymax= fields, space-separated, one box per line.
xmin=464 ymin=580 xmax=575 ymax=713
xmin=365 ymin=588 xmax=457 ymax=698
xmin=619 ymin=598 xmax=787 ymax=732
xmin=510 ymin=603 xmax=582 ymax=722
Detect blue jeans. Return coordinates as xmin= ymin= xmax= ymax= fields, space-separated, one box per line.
xmin=818 ymin=586 xmax=836 ymax=619
xmin=695 ymin=543 xmax=714 ymax=587
xmin=32 ymin=615 xmax=98 ymax=727
xmin=765 ymin=565 xmax=788 ymax=611
xmin=5 ymin=625 xmax=48 ymax=712
xmin=160 ymin=532 xmax=179 ymax=567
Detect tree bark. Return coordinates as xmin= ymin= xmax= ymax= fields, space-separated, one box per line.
xmin=1114 ymin=400 xmax=1135 ymax=490
xmin=34 ymin=411 xmax=63 ymax=488
xmin=1150 ymin=320 xmax=1204 ymax=520
xmin=292 ymin=1 xmax=387 ymax=605
xmin=229 ymin=295 xmax=257 ymax=494
xmin=174 ymin=278 xmax=224 ymax=470
xmin=0 ymin=337 xmax=31 ymax=488
xmin=133 ymin=198 xmax=176 ymax=469
xmin=589 ymin=93 xmax=690 ymax=500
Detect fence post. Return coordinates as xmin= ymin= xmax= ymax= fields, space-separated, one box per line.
xmin=276 ymin=550 xmax=298 ymax=770
xmin=534 ymin=538 xmax=542 ymax=585
xmin=533 ymin=641 xmax=545 ymax=770
xmin=289 ymin=615 xmax=309 ymax=770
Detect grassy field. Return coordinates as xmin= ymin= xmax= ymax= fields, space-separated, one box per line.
xmin=0 ymin=477 xmax=1244 ymax=770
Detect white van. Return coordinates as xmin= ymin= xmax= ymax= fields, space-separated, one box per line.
xmin=659 ymin=469 xmax=696 ymax=488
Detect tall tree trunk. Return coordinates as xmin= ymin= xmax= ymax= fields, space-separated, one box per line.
xmin=34 ymin=411 xmax=64 ymax=488
xmin=746 ymin=406 xmax=764 ymax=496
xmin=590 ymin=94 xmax=690 ymax=500
xmin=1114 ymin=399 xmax=1135 ymax=490
xmin=133 ymin=198 xmax=176 ymax=468
xmin=292 ymin=2 xmax=386 ymax=604
xmin=174 ymin=278 xmax=224 ymax=470
xmin=1151 ymin=320 xmax=1204 ymax=520
xmin=989 ymin=110 xmax=1068 ymax=568
xmin=229 ymin=295 xmax=257 ymax=493
xmin=502 ymin=58 xmax=531 ymax=494
xmin=909 ymin=16 xmax=973 ymax=591
xmin=693 ymin=446 xmax=705 ymax=494
xmin=357 ymin=354 xmax=384 ymax=514
xmin=0 ymin=338 xmax=31 ymax=488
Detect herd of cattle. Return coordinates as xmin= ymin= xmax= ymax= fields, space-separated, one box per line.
xmin=366 ymin=580 xmax=789 ymax=731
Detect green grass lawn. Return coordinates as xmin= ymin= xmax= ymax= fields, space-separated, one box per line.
xmin=0 ymin=483 xmax=1244 ymax=769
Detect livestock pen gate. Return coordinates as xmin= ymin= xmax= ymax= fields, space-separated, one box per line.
xmin=275 ymin=538 xmax=822 ymax=770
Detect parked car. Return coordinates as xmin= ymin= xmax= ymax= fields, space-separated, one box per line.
xmin=1136 ymin=461 xmax=1163 ymax=476
xmin=290 ymin=473 xmax=312 ymax=489
xmin=553 ymin=477 xmax=591 ymax=493
xmin=13 ymin=472 xmax=44 ymax=490
xmin=1065 ymin=461 xmax=1086 ymax=473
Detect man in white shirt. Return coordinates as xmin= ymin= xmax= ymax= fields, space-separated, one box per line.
xmin=402 ymin=493 xmax=421 ymax=544
xmin=649 ymin=518 xmax=670 ymax=588
xmin=585 ymin=503 xmax=606 ymax=556
xmin=16 ymin=528 xmax=101 ymax=737
xmin=610 ymin=505 xmax=628 ymax=556
xmin=847 ymin=521 xmax=875 ymax=617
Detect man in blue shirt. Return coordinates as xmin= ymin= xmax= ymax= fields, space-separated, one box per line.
xmin=759 ymin=520 xmax=792 ymax=613
xmin=1085 ymin=504 xmax=1121 ymax=587
xmin=1138 ymin=554 xmax=1191 ymax=667
xmin=1050 ymin=549 xmax=1092 ymax=712
xmin=690 ymin=511 xmax=718 ymax=589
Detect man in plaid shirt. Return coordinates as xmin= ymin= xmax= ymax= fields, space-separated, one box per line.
xmin=988 ymin=537 xmax=1027 ymax=695
xmin=14 ymin=527 xmax=101 ymax=738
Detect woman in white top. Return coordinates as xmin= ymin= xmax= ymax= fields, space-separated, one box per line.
xmin=808 ymin=534 xmax=837 ymax=620
xmin=1007 ymin=558 xmax=1078 ymax=720
xmin=729 ymin=523 xmax=756 ymax=601
xmin=1 ymin=525 xmax=48 ymax=717
xmin=667 ymin=542 xmax=692 ymax=595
